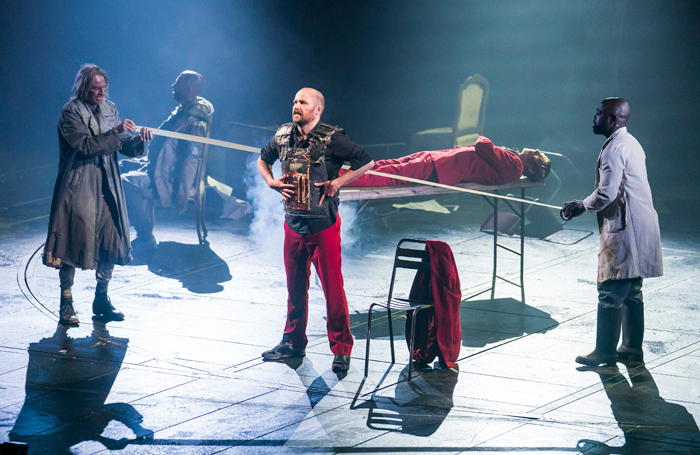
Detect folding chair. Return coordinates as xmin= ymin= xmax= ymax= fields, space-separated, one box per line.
xmin=364 ymin=239 xmax=434 ymax=381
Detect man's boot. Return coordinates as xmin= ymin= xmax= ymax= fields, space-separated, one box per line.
xmin=575 ymin=306 xmax=622 ymax=367
xmin=59 ymin=296 xmax=80 ymax=326
xmin=93 ymin=293 xmax=125 ymax=321
xmin=617 ymin=301 xmax=644 ymax=362
xmin=131 ymin=199 xmax=157 ymax=251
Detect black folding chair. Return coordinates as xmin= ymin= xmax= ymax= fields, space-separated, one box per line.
xmin=364 ymin=239 xmax=434 ymax=381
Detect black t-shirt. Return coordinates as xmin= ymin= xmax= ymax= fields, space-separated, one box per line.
xmin=260 ymin=123 xmax=372 ymax=234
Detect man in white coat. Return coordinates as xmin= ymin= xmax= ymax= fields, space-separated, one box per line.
xmin=562 ymin=97 xmax=663 ymax=367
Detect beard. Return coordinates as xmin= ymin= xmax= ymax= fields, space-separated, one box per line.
xmin=293 ymin=111 xmax=313 ymax=126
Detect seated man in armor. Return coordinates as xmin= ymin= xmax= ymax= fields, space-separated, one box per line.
xmin=122 ymin=71 xmax=214 ymax=250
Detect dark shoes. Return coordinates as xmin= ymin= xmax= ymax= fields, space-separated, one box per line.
xmin=59 ymin=296 xmax=80 ymax=326
xmin=577 ymin=302 xmax=646 ymax=367
xmin=262 ymin=341 xmax=306 ymax=360
xmin=618 ymin=301 xmax=644 ymax=363
xmin=261 ymin=342 xmax=349 ymax=373
xmin=332 ymin=354 xmax=351 ymax=373
xmin=132 ymin=234 xmax=158 ymax=252
xmin=576 ymin=347 xmax=644 ymax=366
xmin=92 ymin=293 xmax=125 ymax=322
xmin=575 ymin=306 xmax=621 ymax=367
xmin=616 ymin=346 xmax=644 ymax=363
xmin=575 ymin=350 xmax=617 ymax=367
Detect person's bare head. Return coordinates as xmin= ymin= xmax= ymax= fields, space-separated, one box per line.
xmin=593 ymin=97 xmax=630 ymax=138
xmin=172 ymin=71 xmax=203 ymax=104
xmin=292 ymin=88 xmax=325 ymax=129
xmin=519 ymin=149 xmax=551 ymax=182
xmin=72 ymin=64 xmax=108 ymax=106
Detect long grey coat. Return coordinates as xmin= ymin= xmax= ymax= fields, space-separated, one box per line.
xmin=583 ymin=127 xmax=663 ymax=282
xmin=43 ymin=99 xmax=145 ymax=270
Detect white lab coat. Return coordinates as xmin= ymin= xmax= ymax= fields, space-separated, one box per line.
xmin=583 ymin=127 xmax=663 ymax=282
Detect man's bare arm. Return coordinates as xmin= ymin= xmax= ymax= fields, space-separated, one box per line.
xmin=316 ymin=160 xmax=375 ymax=204
xmin=257 ymin=156 xmax=295 ymax=200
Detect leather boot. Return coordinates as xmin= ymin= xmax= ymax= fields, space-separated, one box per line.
xmin=131 ymin=233 xmax=158 ymax=252
xmin=576 ymin=306 xmax=621 ymax=367
xmin=617 ymin=301 xmax=644 ymax=362
xmin=131 ymin=199 xmax=158 ymax=251
xmin=59 ymin=296 xmax=80 ymax=326
xmin=92 ymin=293 xmax=125 ymax=321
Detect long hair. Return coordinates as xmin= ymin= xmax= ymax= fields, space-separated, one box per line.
xmin=71 ymin=64 xmax=108 ymax=102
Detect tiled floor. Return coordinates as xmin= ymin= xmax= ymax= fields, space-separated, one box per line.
xmin=1 ymin=168 xmax=699 ymax=454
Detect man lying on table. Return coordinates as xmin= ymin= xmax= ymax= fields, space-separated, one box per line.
xmin=344 ymin=136 xmax=550 ymax=187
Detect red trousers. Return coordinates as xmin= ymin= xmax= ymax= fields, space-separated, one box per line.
xmin=283 ymin=217 xmax=353 ymax=356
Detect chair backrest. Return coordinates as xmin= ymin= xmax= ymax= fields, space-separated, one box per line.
xmin=453 ymin=73 xmax=489 ymax=147
xmin=387 ymin=238 xmax=430 ymax=303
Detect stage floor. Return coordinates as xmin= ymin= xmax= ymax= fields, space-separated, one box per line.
xmin=1 ymin=167 xmax=699 ymax=454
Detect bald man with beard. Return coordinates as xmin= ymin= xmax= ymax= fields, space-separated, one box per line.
xmin=562 ymin=98 xmax=663 ymax=367
xmin=257 ymin=88 xmax=374 ymax=373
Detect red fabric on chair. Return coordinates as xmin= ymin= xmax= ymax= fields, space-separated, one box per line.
xmin=406 ymin=240 xmax=462 ymax=368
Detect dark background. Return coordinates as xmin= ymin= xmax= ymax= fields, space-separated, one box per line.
xmin=1 ymin=0 xmax=698 ymax=205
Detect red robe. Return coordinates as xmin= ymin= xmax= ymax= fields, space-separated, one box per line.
xmin=405 ymin=240 xmax=462 ymax=368
xmin=346 ymin=136 xmax=523 ymax=187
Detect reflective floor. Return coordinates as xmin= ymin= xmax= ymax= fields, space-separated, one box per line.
xmin=1 ymin=163 xmax=700 ymax=454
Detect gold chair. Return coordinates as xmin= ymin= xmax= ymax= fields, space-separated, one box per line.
xmin=409 ymin=73 xmax=490 ymax=154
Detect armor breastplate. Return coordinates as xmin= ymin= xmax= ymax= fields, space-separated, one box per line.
xmin=275 ymin=123 xmax=340 ymax=218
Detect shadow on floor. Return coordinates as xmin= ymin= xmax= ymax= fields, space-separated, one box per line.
xmin=349 ymin=297 xmax=559 ymax=349
xmin=354 ymin=364 xmax=459 ymax=436
xmin=348 ymin=297 xmax=547 ymax=437
xmin=9 ymin=323 xmax=152 ymax=454
xmin=131 ymin=241 xmax=232 ymax=293
xmin=458 ymin=297 xmax=559 ymax=347
xmin=187 ymin=357 xmax=343 ymax=449
xmin=577 ymin=364 xmax=700 ymax=454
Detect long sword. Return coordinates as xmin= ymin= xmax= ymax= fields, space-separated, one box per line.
xmin=136 ymin=126 xmax=562 ymax=210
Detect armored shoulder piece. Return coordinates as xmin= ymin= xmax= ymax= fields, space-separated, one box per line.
xmin=315 ymin=123 xmax=343 ymax=138
xmin=274 ymin=123 xmax=295 ymax=147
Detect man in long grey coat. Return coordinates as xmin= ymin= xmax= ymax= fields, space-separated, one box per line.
xmin=563 ymin=97 xmax=663 ymax=366
xmin=44 ymin=64 xmax=153 ymax=325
